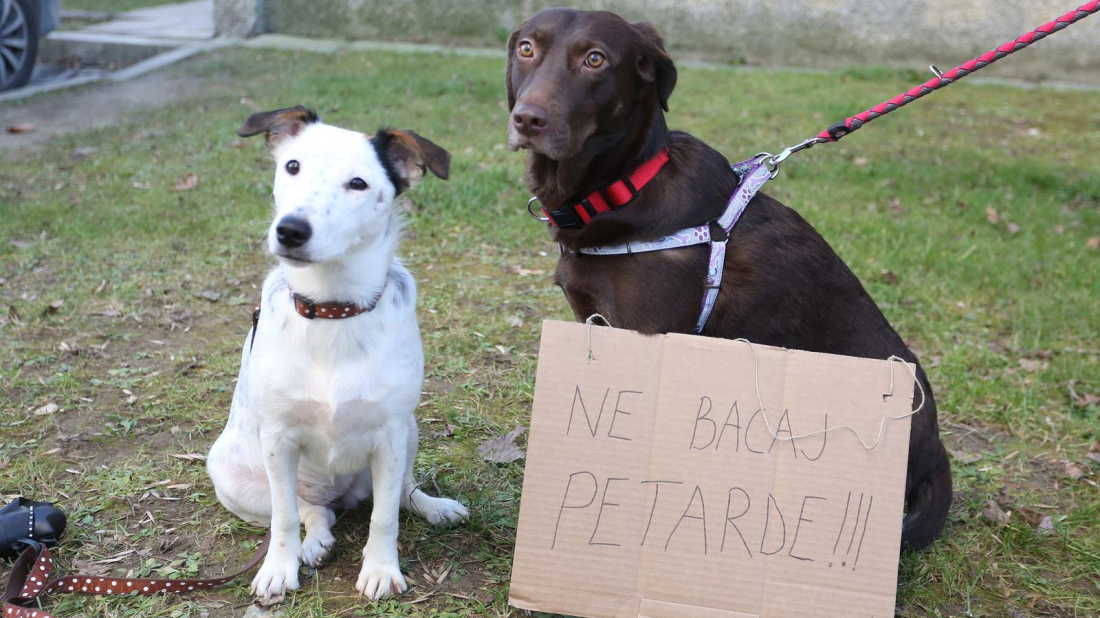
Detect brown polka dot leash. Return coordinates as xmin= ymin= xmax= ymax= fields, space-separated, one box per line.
xmin=2 ymin=533 xmax=269 ymax=618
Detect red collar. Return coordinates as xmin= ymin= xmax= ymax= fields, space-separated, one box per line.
xmin=288 ymin=280 xmax=387 ymax=320
xmin=540 ymin=148 xmax=670 ymax=229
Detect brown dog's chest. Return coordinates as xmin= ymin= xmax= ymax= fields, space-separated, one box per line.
xmin=554 ymin=244 xmax=712 ymax=335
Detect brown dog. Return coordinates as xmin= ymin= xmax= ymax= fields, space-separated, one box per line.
xmin=506 ymin=8 xmax=951 ymax=550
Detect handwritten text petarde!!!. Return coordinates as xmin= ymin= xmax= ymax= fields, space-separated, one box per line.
xmin=510 ymin=321 xmax=915 ymax=618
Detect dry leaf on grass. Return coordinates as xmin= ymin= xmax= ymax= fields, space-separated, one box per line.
xmin=982 ymin=499 xmax=1011 ymax=525
xmin=1067 ymin=381 xmax=1099 ymax=408
xmin=1017 ymin=358 xmax=1048 ymax=372
xmin=45 ymin=299 xmax=64 ymax=314
xmin=985 ymin=207 xmax=1000 ymax=224
xmin=1015 ymin=507 xmax=1042 ymax=528
xmin=1088 ymin=443 xmax=1100 ymax=465
xmin=199 ymin=290 xmax=220 ymax=302
xmin=173 ymin=173 xmax=199 ymax=191
xmin=1064 ymin=463 xmax=1084 ymax=480
xmin=1037 ymin=516 xmax=1055 ymax=535
xmin=1005 ymin=222 xmax=1021 ymax=235
xmin=878 ymin=270 xmax=898 ymax=285
xmin=478 ymin=424 xmax=527 ymax=463
xmin=34 ymin=402 xmax=59 ymax=416
xmin=6 ymin=123 xmax=36 ymax=134
xmin=1088 ymin=237 xmax=1099 ymax=250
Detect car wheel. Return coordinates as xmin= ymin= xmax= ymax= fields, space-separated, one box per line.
xmin=0 ymin=0 xmax=38 ymax=92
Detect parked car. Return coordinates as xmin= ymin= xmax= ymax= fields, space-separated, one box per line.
xmin=1 ymin=0 xmax=60 ymax=92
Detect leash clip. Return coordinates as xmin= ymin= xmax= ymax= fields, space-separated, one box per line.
xmin=761 ymin=137 xmax=828 ymax=178
xmin=526 ymin=196 xmax=549 ymax=222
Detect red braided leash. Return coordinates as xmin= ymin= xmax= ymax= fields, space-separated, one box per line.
xmin=2 ymin=534 xmax=269 ymax=618
xmin=819 ymin=0 xmax=1099 ymax=142
xmin=762 ymin=1 xmax=1098 ymax=173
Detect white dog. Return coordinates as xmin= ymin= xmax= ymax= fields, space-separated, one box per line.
xmin=206 ymin=106 xmax=467 ymax=603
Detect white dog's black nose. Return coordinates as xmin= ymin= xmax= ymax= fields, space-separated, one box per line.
xmin=276 ymin=216 xmax=312 ymax=248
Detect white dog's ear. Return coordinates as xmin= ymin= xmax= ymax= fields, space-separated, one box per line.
xmin=371 ymin=129 xmax=450 ymax=194
xmin=237 ymin=106 xmax=319 ymax=149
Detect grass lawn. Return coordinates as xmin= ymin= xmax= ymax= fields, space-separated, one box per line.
xmin=1 ymin=46 xmax=1098 ymax=617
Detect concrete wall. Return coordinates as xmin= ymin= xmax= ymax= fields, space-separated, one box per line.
xmin=226 ymin=0 xmax=1100 ymax=84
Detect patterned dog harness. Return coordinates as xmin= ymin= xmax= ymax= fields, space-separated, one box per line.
xmin=573 ymin=155 xmax=774 ymax=334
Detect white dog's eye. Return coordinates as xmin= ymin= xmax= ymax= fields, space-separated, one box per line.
xmin=349 ymin=178 xmax=369 ymax=191
xmin=286 ymin=160 xmax=300 ymax=175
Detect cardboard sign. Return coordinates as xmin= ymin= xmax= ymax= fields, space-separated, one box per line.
xmin=509 ymin=321 xmax=915 ymax=618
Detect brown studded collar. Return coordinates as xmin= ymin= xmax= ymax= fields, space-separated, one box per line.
xmin=249 ymin=279 xmax=389 ymax=351
xmin=288 ymin=279 xmax=388 ymax=320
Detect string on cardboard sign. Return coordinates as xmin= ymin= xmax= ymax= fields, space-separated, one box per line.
xmin=582 ymin=314 xmax=924 ymax=450
xmin=584 ymin=313 xmax=612 ymax=363
xmin=735 ymin=338 xmax=925 ymax=451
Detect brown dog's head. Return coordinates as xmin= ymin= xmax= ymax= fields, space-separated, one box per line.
xmin=505 ymin=9 xmax=677 ymax=161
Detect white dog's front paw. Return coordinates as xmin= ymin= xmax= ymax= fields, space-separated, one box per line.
xmin=418 ymin=496 xmax=469 ymax=526
xmin=300 ymin=529 xmax=335 ymax=567
xmin=252 ymin=553 xmax=300 ymax=604
xmin=356 ymin=559 xmax=407 ymax=600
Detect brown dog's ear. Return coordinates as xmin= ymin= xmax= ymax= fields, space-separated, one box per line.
xmin=504 ymin=26 xmax=524 ymax=110
xmin=237 ymin=106 xmax=319 ymax=148
xmin=632 ymin=22 xmax=678 ymax=112
xmin=371 ymin=129 xmax=451 ymax=194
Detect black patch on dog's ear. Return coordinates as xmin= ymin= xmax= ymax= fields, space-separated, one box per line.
xmin=632 ymin=22 xmax=677 ymax=112
xmin=371 ymin=129 xmax=406 ymax=196
xmin=237 ymin=106 xmax=320 ymax=148
xmin=371 ymin=128 xmax=451 ymax=195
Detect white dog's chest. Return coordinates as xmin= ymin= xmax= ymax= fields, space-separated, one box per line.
xmin=284 ymin=397 xmax=392 ymax=473
xmin=261 ymin=362 xmax=416 ymax=462
xmin=244 ymin=306 xmax=424 ymax=476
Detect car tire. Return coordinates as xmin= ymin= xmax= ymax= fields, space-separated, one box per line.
xmin=0 ymin=0 xmax=39 ymax=92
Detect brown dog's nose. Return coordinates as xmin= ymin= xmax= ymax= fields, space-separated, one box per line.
xmin=512 ymin=103 xmax=549 ymax=136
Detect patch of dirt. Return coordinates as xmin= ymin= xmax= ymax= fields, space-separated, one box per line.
xmin=0 ymin=69 xmax=236 ymax=153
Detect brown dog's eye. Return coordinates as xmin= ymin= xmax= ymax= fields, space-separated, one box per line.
xmin=349 ymin=178 xmax=368 ymax=191
xmin=286 ymin=160 xmax=300 ymax=175
xmin=585 ymin=52 xmax=606 ymax=69
xmin=518 ymin=41 xmax=534 ymax=58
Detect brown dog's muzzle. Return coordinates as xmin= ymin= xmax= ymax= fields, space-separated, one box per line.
xmin=512 ymin=103 xmax=549 ymax=137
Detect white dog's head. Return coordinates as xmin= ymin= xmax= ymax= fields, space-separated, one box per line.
xmin=238 ymin=107 xmax=450 ymax=265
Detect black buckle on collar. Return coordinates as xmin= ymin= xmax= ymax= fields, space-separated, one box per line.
xmin=580 ymin=197 xmax=599 ymax=219
xmin=292 ymin=292 xmax=317 ymax=319
xmin=616 ymin=177 xmax=638 ymax=205
xmin=546 ymin=206 xmax=585 ymax=230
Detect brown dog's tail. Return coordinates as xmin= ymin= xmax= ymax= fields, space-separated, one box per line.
xmin=900 ymin=436 xmax=953 ymax=551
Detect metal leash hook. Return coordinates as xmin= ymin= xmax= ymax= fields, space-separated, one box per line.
xmin=527 ymin=196 xmax=549 ymax=222
xmin=761 ymin=136 xmax=828 ymax=178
